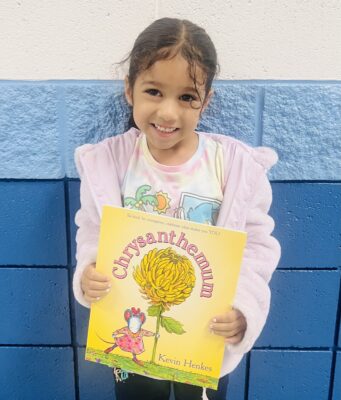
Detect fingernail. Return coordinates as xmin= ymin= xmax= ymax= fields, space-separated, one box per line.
xmin=209 ymin=324 xmax=213 ymax=329
xmin=96 ymin=297 xmax=100 ymax=301
xmin=212 ymin=318 xmax=217 ymax=323
xmin=106 ymin=288 xmax=111 ymax=292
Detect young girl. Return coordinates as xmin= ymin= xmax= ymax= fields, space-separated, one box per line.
xmin=73 ymin=17 xmax=280 ymax=400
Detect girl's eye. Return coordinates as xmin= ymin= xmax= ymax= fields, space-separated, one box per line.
xmin=145 ymin=89 xmax=161 ymax=96
xmin=180 ymin=94 xmax=197 ymax=102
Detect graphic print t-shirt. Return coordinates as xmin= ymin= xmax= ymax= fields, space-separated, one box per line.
xmin=122 ymin=133 xmax=224 ymax=226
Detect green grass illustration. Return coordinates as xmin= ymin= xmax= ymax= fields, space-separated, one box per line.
xmin=86 ymin=347 xmax=218 ymax=389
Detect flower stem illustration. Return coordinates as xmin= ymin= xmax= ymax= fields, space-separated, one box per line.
xmin=151 ymin=305 xmax=162 ymax=363
xmin=133 ymin=247 xmax=196 ymax=363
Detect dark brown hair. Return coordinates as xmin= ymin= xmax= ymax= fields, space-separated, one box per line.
xmin=122 ymin=17 xmax=219 ymax=104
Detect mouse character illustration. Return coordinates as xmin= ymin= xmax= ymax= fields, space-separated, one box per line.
xmin=103 ymin=307 xmax=156 ymax=365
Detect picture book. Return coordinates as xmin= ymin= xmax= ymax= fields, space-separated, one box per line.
xmin=85 ymin=206 xmax=247 ymax=389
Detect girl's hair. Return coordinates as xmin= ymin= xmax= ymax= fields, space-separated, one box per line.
xmin=122 ymin=17 xmax=219 ymax=104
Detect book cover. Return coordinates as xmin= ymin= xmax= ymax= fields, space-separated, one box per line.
xmin=85 ymin=206 xmax=247 ymax=389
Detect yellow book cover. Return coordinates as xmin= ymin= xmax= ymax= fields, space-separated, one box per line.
xmin=85 ymin=206 xmax=247 ymax=389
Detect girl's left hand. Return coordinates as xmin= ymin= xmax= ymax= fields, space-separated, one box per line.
xmin=210 ymin=309 xmax=247 ymax=345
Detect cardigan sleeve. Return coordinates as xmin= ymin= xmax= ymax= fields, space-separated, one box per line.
xmin=229 ymin=154 xmax=281 ymax=354
xmin=71 ymin=131 xmax=137 ymax=308
xmin=72 ymin=146 xmax=101 ymax=309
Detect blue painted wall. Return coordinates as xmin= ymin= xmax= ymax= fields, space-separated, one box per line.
xmin=0 ymin=80 xmax=340 ymax=400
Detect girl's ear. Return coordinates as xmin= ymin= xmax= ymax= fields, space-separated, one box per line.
xmin=124 ymin=76 xmax=133 ymax=106
xmin=201 ymin=89 xmax=213 ymax=113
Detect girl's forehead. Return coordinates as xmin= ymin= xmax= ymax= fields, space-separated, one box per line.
xmin=138 ymin=55 xmax=205 ymax=91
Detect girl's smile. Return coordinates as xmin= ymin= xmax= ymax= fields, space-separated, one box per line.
xmin=125 ymin=54 xmax=211 ymax=165
xmin=152 ymin=124 xmax=179 ymax=133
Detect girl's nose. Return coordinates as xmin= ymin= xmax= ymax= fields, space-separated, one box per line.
xmin=157 ymin=99 xmax=178 ymax=122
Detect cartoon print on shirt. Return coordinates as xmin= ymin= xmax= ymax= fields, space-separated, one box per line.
xmin=124 ymin=185 xmax=171 ymax=214
xmin=124 ymin=185 xmax=157 ymax=210
xmin=174 ymin=193 xmax=221 ymax=225
xmin=153 ymin=191 xmax=171 ymax=214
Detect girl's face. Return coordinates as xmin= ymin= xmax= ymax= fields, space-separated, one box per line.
xmin=125 ymin=54 xmax=212 ymax=165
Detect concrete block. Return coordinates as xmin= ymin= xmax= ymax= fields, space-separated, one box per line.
xmin=0 ymin=181 xmax=67 ymax=265
xmin=77 ymin=347 xmax=115 ymax=400
xmin=256 ymin=270 xmax=340 ymax=347
xmin=263 ymin=85 xmax=341 ymax=180
xmin=226 ymin=355 xmax=246 ymax=400
xmin=74 ymin=299 xmax=90 ymax=346
xmin=270 ymin=182 xmax=341 ymax=268
xmin=0 ymin=268 xmax=71 ymax=344
xmin=0 ymin=347 xmax=75 ymax=399
xmin=0 ymin=83 xmax=63 ymax=178
xmin=64 ymin=83 xmax=126 ymax=178
xmin=198 ymin=84 xmax=258 ymax=145
xmin=249 ymin=350 xmax=332 ymax=400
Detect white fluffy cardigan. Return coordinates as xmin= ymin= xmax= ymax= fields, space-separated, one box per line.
xmin=73 ymin=128 xmax=281 ymax=376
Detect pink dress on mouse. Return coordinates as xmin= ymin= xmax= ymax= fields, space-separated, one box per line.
xmin=114 ymin=327 xmax=153 ymax=354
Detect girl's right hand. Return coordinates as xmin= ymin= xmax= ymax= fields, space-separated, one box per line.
xmin=81 ymin=263 xmax=112 ymax=303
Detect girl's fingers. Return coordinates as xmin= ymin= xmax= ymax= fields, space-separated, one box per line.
xmin=210 ymin=316 xmax=246 ymax=339
xmin=86 ymin=288 xmax=111 ymax=298
xmin=210 ymin=322 xmax=239 ymax=333
xmin=86 ymin=270 xmax=111 ymax=283
xmin=81 ymin=280 xmax=111 ymax=297
xmin=212 ymin=309 xmax=242 ymax=323
xmin=84 ymin=264 xmax=111 ymax=283
xmin=84 ymin=280 xmax=111 ymax=291
xmin=82 ymin=264 xmax=112 ymax=303
xmin=225 ymin=333 xmax=244 ymax=344
xmin=211 ymin=326 xmax=242 ymax=337
xmin=84 ymin=289 xmax=110 ymax=303
xmin=210 ymin=318 xmax=244 ymax=333
xmin=84 ymin=294 xmax=101 ymax=303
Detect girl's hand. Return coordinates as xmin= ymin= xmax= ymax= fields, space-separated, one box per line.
xmin=81 ymin=263 xmax=112 ymax=303
xmin=210 ymin=309 xmax=247 ymax=345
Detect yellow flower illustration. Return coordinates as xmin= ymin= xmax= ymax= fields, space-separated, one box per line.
xmin=153 ymin=191 xmax=171 ymax=214
xmin=133 ymin=247 xmax=195 ymax=311
xmin=133 ymin=247 xmax=196 ymax=363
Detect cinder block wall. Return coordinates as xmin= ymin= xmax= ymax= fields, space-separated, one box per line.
xmin=1 ymin=1 xmax=341 ymax=399
xmin=0 ymin=81 xmax=340 ymax=400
